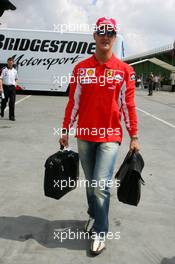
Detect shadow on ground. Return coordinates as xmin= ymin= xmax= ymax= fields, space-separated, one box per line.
xmin=0 ymin=215 xmax=93 ymax=255
xmin=160 ymin=257 xmax=175 ymax=264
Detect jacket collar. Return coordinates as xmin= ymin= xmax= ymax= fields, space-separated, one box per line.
xmin=90 ymin=53 xmax=117 ymax=69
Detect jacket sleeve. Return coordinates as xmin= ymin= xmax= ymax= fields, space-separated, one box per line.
xmin=121 ymin=65 xmax=138 ymax=137
xmin=62 ymin=65 xmax=81 ymax=132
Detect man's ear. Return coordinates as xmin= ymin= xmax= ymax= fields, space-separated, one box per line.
xmin=93 ymin=32 xmax=96 ymax=41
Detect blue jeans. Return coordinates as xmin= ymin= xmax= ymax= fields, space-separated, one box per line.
xmin=77 ymin=139 xmax=119 ymax=235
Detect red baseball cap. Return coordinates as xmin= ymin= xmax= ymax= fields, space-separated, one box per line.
xmin=95 ymin=17 xmax=117 ymax=32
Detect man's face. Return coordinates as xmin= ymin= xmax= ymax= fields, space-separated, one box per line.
xmin=7 ymin=59 xmax=14 ymax=68
xmin=93 ymin=25 xmax=116 ymax=52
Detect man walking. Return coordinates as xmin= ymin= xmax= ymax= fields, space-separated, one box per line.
xmin=170 ymin=72 xmax=175 ymax=92
xmin=0 ymin=57 xmax=18 ymax=121
xmin=148 ymin=72 xmax=154 ymax=96
xmin=59 ymin=17 xmax=140 ymax=255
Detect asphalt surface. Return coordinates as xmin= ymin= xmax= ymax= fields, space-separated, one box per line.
xmin=0 ymin=89 xmax=175 ymax=264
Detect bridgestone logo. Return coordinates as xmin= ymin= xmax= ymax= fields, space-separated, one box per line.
xmin=0 ymin=34 xmax=96 ymax=54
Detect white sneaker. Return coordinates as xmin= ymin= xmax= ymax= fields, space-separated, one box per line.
xmin=84 ymin=217 xmax=95 ymax=233
xmin=90 ymin=233 xmax=106 ymax=255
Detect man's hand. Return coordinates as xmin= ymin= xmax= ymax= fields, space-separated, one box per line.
xmin=59 ymin=134 xmax=69 ymax=148
xmin=129 ymin=137 xmax=140 ymax=152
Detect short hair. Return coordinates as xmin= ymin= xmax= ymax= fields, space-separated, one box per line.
xmin=7 ymin=57 xmax=14 ymax=62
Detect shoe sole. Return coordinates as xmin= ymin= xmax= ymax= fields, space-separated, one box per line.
xmin=90 ymin=246 xmax=106 ymax=256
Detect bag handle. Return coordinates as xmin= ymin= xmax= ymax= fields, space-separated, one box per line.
xmin=59 ymin=144 xmax=71 ymax=151
xmin=60 ymin=144 xmax=64 ymax=151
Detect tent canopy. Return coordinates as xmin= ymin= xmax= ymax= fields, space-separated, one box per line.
xmin=130 ymin=57 xmax=175 ymax=73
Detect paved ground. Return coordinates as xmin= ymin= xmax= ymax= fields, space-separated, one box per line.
xmin=0 ymin=89 xmax=175 ymax=264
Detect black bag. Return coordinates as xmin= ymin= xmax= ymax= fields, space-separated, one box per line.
xmin=115 ymin=151 xmax=145 ymax=206
xmin=44 ymin=148 xmax=79 ymax=200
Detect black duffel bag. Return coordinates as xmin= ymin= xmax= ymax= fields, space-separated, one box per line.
xmin=44 ymin=147 xmax=79 ymax=200
xmin=115 ymin=151 xmax=145 ymax=206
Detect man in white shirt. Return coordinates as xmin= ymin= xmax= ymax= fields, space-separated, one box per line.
xmin=0 ymin=57 xmax=18 ymax=121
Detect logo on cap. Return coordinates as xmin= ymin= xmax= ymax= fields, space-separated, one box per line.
xmin=96 ymin=17 xmax=117 ymax=32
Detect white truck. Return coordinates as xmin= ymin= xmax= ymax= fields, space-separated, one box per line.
xmin=0 ymin=28 xmax=124 ymax=93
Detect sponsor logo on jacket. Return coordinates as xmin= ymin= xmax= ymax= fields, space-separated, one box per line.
xmin=130 ymin=73 xmax=136 ymax=81
xmin=78 ymin=68 xmax=96 ymax=77
xmin=114 ymin=70 xmax=124 ymax=83
xmin=105 ymin=69 xmax=115 ymax=78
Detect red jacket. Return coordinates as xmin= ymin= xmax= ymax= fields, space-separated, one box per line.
xmin=62 ymin=54 xmax=138 ymax=143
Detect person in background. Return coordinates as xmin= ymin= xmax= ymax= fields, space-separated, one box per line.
xmin=160 ymin=75 xmax=165 ymax=88
xmin=59 ymin=17 xmax=140 ymax=255
xmin=0 ymin=57 xmax=18 ymax=121
xmin=136 ymin=75 xmax=144 ymax=89
xmin=154 ymin=74 xmax=160 ymax=91
xmin=148 ymin=72 xmax=154 ymax=96
xmin=170 ymin=72 xmax=175 ymax=92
